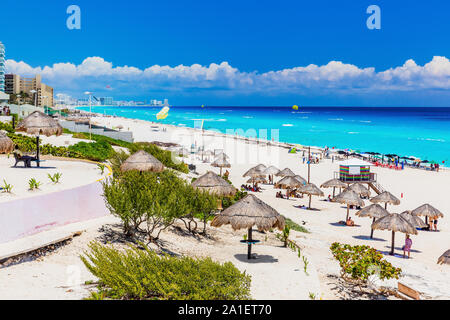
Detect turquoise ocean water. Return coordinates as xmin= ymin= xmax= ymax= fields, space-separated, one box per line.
xmin=77 ymin=106 xmax=450 ymax=164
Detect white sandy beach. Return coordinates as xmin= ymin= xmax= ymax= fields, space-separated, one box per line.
xmin=0 ymin=115 xmax=449 ymax=300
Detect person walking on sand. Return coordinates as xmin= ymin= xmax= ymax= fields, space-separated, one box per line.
xmin=403 ymin=235 xmax=412 ymax=258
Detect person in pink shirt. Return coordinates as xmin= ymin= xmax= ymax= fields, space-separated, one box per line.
xmin=403 ymin=234 xmax=413 ymax=258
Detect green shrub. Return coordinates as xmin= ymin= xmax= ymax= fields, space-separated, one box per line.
xmin=330 ymin=242 xmax=402 ymax=284
xmin=80 ymin=241 xmax=252 ymax=300
xmin=48 ymin=173 xmax=62 ymax=184
xmin=2 ymin=180 xmax=13 ymax=193
xmin=28 ymin=178 xmax=42 ymax=190
xmin=68 ymin=140 xmax=114 ymax=162
xmin=102 ymin=170 xmax=217 ymax=240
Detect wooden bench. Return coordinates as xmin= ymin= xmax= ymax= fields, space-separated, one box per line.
xmin=13 ymin=153 xmax=39 ymax=168
xmin=398 ymin=282 xmax=421 ymax=300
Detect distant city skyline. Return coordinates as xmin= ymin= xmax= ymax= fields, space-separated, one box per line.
xmin=1 ymin=0 xmax=450 ymax=106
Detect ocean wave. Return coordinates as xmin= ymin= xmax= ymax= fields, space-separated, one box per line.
xmin=417 ymin=137 xmax=445 ymax=142
xmin=282 ymin=124 xmax=294 ymax=127
xmin=347 ymin=132 xmax=359 ymax=134
xmin=359 ymin=120 xmax=372 ymax=123
xmin=190 ymin=118 xmax=227 ymax=122
xmin=243 ymin=116 xmax=253 ymax=119
xmin=328 ymin=118 xmax=343 ymax=121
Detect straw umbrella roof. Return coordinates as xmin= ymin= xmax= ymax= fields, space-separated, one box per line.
xmin=349 ymin=183 xmax=370 ymax=197
xmin=276 ymin=176 xmax=302 ymax=189
xmin=243 ymin=167 xmax=266 ymax=178
xmin=411 ymin=204 xmax=444 ymax=218
xmin=356 ymin=203 xmax=389 ymax=218
xmin=400 ymin=211 xmax=428 ymax=228
xmin=211 ymin=194 xmax=285 ymax=231
xmin=298 ymin=183 xmax=324 ymax=196
xmin=332 ymin=189 xmax=365 ymax=207
xmin=437 ymin=249 xmax=450 ymax=265
xmin=321 ymin=178 xmax=347 ymax=189
xmin=120 ymin=150 xmax=165 ymax=172
xmin=16 ymin=111 xmax=63 ymax=137
xmin=276 ymin=167 xmax=295 ymax=177
xmin=263 ymin=165 xmax=280 ymax=175
xmin=215 ymin=151 xmax=230 ymax=160
xmin=0 ymin=132 xmax=14 ymax=154
xmin=293 ymin=175 xmax=307 ymax=185
xmin=252 ymin=164 xmax=267 ymax=172
xmin=372 ymin=213 xmax=417 ymax=235
xmin=246 ymin=177 xmax=267 ymax=184
xmin=211 ymin=155 xmax=231 ymax=168
xmin=370 ymin=191 xmax=400 ymax=206
xmin=192 ymin=171 xmax=237 ymax=196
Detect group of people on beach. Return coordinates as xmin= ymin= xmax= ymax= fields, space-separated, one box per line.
xmin=241 ymin=184 xmax=261 ymax=192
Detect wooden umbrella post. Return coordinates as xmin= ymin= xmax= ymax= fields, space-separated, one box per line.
xmin=390 ymin=231 xmax=395 ymax=255
xmin=247 ymin=229 xmax=252 ymax=259
xmin=36 ymin=135 xmax=40 ymax=168
xmin=346 ymin=204 xmax=350 ymax=221
xmin=308 ymin=194 xmax=312 ymax=209
xmin=370 ymin=217 xmax=375 ymax=238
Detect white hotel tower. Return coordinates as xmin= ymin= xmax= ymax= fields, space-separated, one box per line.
xmin=0 ymin=42 xmax=5 ymax=92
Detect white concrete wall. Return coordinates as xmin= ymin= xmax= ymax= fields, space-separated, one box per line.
xmin=0 ymin=181 xmax=109 ymax=244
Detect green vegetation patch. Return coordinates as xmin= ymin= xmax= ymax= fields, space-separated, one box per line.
xmin=81 ymin=241 xmax=252 ymax=300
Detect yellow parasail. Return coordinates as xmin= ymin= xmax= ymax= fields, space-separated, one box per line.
xmin=156 ymin=106 xmax=170 ymax=120
xmin=292 ymin=105 xmax=299 ymax=110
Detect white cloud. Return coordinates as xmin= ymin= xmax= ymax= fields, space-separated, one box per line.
xmin=5 ymin=56 xmax=450 ymax=97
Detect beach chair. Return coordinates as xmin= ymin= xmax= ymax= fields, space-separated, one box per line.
xmin=13 ymin=153 xmax=39 ymax=168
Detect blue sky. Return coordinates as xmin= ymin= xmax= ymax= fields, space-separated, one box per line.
xmin=1 ymin=0 xmax=450 ymax=106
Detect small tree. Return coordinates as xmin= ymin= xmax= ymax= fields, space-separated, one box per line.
xmin=330 ymin=242 xmax=402 ymax=291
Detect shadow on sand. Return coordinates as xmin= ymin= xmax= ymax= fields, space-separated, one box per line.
xmin=234 ymin=254 xmax=278 ymax=264
xmin=293 ymin=205 xmax=320 ymax=211
xmin=10 ymin=166 xmax=57 ymax=170
xmin=353 ymin=235 xmax=386 ymax=242
xmin=329 ymin=222 xmax=361 ymax=228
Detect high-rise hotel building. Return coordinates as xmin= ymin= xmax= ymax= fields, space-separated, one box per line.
xmin=0 ymin=42 xmax=5 ymax=92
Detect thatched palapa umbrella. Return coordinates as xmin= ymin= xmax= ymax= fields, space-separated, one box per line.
xmin=252 ymin=164 xmax=267 ymax=172
xmin=372 ymin=213 xmax=417 ymax=255
xmin=349 ymin=183 xmax=370 ymax=198
xmin=293 ymin=175 xmax=307 ymax=185
xmin=120 ymin=150 xmax=165 ymax=172
xmin=243 ymin=167 xmax=265 ymax=178
xmin=211 ymin=194 xmax=285 ymax=259
xmin=356 ymin=203 xmax=389 ymax=238
xmin=333 ymin=189 xmax=365 ymax=221
xmin=276 ymin=176 xmax=302 ymax=189
xmin=370 ymin=191 xmax=400 ymax=210
xmin=0 ymin=132 xmax=14 ymax=154
xmin=263 ymin=165 xmax=280 ymax=184
xmin=211 ymin=154 xmax=231 ymax=176
xmin=411 ymin=203 xmax=444 ymax=225
xmin=192 ymin=171 xmax=236 ymax=197
xmin=321 ymin=178 xmax=347 ymax=197
xmin=437 ymin=249 xmax=450 ymax=265
xmin=276 ymin=167 xmax=295 ymax=177
xmin=263 ymin=165 xmax=280 ymax=175
xmin=298 ymin=183 xmax=324 ymax=210
xmin=15 ymin=111 xmax=63 ymax=167
xmin=400 ymin=210 xmax=427 ymax=229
